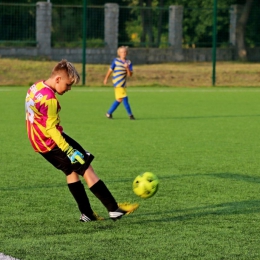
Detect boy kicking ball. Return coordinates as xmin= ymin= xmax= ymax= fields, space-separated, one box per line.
xmin=25 ymin=59 xmax=139 ymax=222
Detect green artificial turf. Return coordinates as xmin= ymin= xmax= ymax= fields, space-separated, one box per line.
xmin=1 ymin=86 xmax=260 ymax=259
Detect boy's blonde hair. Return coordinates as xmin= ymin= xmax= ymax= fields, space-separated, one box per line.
xmin=117 ymin=46 xmax=129 ymax=56
xmin=52 ymin=59 xmax=80 ymax=84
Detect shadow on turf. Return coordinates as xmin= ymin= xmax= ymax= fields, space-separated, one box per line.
xmin=209 ymin=172 xmax=260 ymax=183
xmin=133 ymin=199 xmax=260 ymax=223
xmin=2 ymin=172 xmax=260 ymax=190
xmin=2 ymin=172 xmax=260 ymax=225
xmin=160 ymin=172 xmax=260 ymax=184
xmin=132 ymin=172 xmax=260 ymax=223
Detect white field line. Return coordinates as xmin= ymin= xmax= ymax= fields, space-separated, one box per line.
xmin=1 ymin=87 xmax=260 ymax=93
xmin=72 ymin=88 xmax=260 ymax=93
xmin=0 ymin=253 xmax=20 ymax=260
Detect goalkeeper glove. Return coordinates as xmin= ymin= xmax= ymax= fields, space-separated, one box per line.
xmin=66 ymin=146 xmax=85 ymax=164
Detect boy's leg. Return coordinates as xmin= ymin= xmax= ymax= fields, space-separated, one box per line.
xmin=122 ymin=96 xmax=134 ymax=119
xmin=40 ymin=142 xmax=102 ymax=222
xmin=83 ymin=165 xmax=118 ymax=212
xmin=106 ymin=88 xmax=125 ymax=118
xmin=67 ymin=172 xmax=103 ymax=222
xmin=107 ymin=100 xmax=121 ymax=118
xmin=84 ymin=165 xmax=139 ymax=220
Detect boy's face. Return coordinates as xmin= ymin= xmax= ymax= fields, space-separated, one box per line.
xmin=54 ymin=71 xmax=73 ymax=95
xmin=118 ymin=48 xmax=127 ymax=59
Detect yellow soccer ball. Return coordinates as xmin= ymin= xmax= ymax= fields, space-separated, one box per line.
xmin=133 ymin=172 xmax=159 ymax=199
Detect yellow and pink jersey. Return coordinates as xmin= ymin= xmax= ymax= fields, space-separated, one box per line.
xmin=25 ymin=81 xmax=69 ymax=153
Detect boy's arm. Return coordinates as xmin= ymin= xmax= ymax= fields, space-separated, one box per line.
xmin=103 ymin=69 xmax=113 ymax=84
xmin=46 ymin=123 xmax=84 ymax=164
xmin=45 ymin=99 xmax=70 ymax=152
xmin=124 ymin=61 xmax=133 ymax=77
xmin=126 ymin=66 xmax=133 ymax=77
xmin=45 ymin=101 xmax=84 ymax=164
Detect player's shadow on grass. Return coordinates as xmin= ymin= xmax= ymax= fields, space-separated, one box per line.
xmin=134 ymin=199 xmax=260 ymax=223
xmin=160 ymin=172 xmax=260 ymax=184
xmin=208 ymin=172 xmax=260 ymax=184
xmin=134 ymin=172 xmax=260 ymax=223
xmin=2 ymin=172 xmax=260 ymax=190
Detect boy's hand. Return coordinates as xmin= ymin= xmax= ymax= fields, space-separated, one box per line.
xmin=123 ymin=62 xmax=129 ymax=69
xmin=66 ymin=146 xmax=85 ymax=164
xmin=104 ymin=69 xmax=112 ymax=85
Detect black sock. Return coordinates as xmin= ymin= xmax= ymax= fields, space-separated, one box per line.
xmin=68 ymin=181 xmax=94 ymax=217
xmin=90 ymin=180 xmax=118 ymax=212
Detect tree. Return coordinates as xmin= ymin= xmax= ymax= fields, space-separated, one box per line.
xmin=235 ymin=0 xmax=254 ymax=60
xmin=156 ymin=0 xmax=164 ymax=47
xmin=139 ymin=0 xmax=154 ymax=47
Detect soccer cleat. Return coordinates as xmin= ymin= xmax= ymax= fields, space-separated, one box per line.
xmin=109 ymin=202 xmax=139 ymax=221
xmin=129 ymin=115 xmax=135 ymax=120
xmin=106 ymin=113 xmax=113 ymax=119
xmin=80 ymin=212 xmax=105 ymax=222
xmin=118 ymin=202 xmax=139 ymax=214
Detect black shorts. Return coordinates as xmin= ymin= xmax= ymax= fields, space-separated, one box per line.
xmin=40 ymin=133 xmax=94 ymax=176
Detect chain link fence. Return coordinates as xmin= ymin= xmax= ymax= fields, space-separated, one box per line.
xmin=0 ymin=3 xmax=259 ymax=48
xmin=182 ymin=7 xmax=230 ymax=48
xmin=119 ymin=6 xmax=169 ymax=48
xmin=0 ymin=3 xmax=36 ymax=46
xmin=52 ymin=4 xmax=104 ymax=48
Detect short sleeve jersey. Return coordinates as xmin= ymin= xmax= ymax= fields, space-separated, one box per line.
xmin=110 ymin=58 xmax=133 ymax=88
xmin=25 ymin=81 xmax=69 ymax=153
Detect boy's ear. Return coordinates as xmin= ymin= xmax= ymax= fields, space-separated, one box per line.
xmin=55 ymin=75 xmax=62 ymax=83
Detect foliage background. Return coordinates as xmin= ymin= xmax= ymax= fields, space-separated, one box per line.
xmin=0 ymin=0 xmax=259 ymax=48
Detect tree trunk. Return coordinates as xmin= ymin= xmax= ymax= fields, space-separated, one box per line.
xmin=139 ymin=0 xmax=146 ymax=45
xmin=156 ymin=0 xmax=164 ymax=47
xmin=139 ymin=0 xmax=154 ymax=47
xmin=236 ymin=0 xmax=254 ymax=60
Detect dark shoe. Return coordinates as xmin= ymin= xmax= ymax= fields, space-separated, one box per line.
xmin=106 ymin=113 xmax=113 ymax=119
xmin=129 ymin=115 xmax=135 ymax=120
xmin=80 ymin=212 xmax=105 ymax=222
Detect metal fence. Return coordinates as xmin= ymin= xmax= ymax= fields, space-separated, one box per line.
xmin=52 ymin=4 xmax=104 ymax=48
xmin=0 ymin=3 xmax=36 ymax=46
xmin=182 ymin=7 xmax=230 ymax=48
xmin=0 ymin=3 xmax=259 ymax=48
xmin=118 ymin=6 xmax=169 ymax=48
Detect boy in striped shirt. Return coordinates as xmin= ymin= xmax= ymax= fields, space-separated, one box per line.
xmin=104 ymin=46 xmax=135 ymax=120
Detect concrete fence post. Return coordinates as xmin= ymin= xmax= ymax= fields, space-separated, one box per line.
xmin=229 ymin=5 xmax=243 ymax=47
xmin=169 ymin=5 xmax=183 ymax=60
xmin=104 ymin=3 xmax=119 ymax=53
xmin=36 ymin=1 xmax=52 ymax=57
